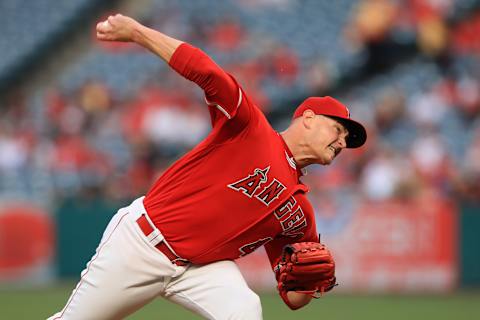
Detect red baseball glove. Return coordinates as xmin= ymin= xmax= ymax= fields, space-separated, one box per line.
xmin=274 ymin=242 xmax=337 ymax=308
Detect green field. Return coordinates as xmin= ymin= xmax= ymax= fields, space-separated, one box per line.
xmin=1 ymin=283 xmax=479 ymax=319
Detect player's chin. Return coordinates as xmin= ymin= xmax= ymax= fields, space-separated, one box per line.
xmin=318 ymin=155 xmax=334 ymax=166
xmin=323 ymin=159 xmax=333 ymax=166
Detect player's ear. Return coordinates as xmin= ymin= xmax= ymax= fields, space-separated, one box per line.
xmin=302 ymin=110 xmax=316 ymax=129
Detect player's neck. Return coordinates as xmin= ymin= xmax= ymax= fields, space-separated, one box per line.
xmin=279 ymin=130 xmax=315 ymax=169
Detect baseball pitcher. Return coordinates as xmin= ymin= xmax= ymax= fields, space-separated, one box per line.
xmin=49 ymin=14 xmax=367 ymax=320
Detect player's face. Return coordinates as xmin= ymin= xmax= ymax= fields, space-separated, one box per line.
xmin=308 ymin=116 xmax=348 ymax=165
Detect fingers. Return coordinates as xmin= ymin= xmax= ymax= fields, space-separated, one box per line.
xmin=95 ymin=14 xmax=134 ymax=42
xmin=96 ymin=24 xmax=109 ymax=41
xmin=96 ymin=32 xmax=109 ymax=41
xmin=96 ymin=13 xmax=123 ymax=31
xmin=108 ymin=14 xmax=121 ymax=24
xmin=96 ymin=15 xmax=118 ymax=41
xmin=96 ymin=20 xmax=111 ymax=33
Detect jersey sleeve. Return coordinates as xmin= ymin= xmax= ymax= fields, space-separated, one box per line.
xmin=169 ymin=43 xmax=242 ymax=125
xmin=264 ymin=193 xmax=319 ymax=269
xmin=265 ymin=229 xmax=319 ymax=269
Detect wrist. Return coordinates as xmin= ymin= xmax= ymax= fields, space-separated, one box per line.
xmin=131 ymin=24 xmax=144 ymax=44
xmin=287 ymin=291 xmax=313 ymax=308
xmin=279 ymin=290 xmax=312 ymax=310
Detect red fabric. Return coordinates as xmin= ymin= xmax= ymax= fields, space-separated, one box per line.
xmin=452 ymin=13 xmax=480 ymax=54
xmin=272 ymin=47 xmax=299 ymax=85
xmin=136 ymin=215 xmax=188 ymax=266
xmin=168 ymin=43 xmax=241 ymax=125
xmin=143 ymin=44 xmax=317 ymax=264
xmin=0 ymin=206 xmax=54 ymax=272
xmin=265 ymin=193 xmax=319 ymax=267
xmin=52 ymin=136 xmax=111 ymax=174
xmin=408 ymin=0 xmax=444 ymax=23
xmin=207 ymin=20 xmax=245 ymax=52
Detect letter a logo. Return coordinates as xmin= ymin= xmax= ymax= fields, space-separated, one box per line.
xmin=256 ymin=178 xmax=286 ymax=206
xmin=227 ymin=166 xmax=270 ymax=198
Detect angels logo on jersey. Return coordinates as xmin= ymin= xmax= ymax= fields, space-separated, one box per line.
xmin=227 ymin=166 xmax=286 ymax=206
xmin=274 ymin=195 xmax=306 ymax=238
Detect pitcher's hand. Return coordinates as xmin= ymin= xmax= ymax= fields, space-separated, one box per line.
xmin=96 ymin=14 xmax=141 ymax=42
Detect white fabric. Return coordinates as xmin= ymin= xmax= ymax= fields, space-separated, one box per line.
xmin=48 ymin=197 xmax=262 ymax=320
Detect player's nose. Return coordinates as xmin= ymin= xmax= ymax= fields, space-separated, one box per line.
xmin=337 ymin=136 xmax=347 ymax=149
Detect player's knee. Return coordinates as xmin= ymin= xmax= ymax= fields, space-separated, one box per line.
xmin=226 ymin=290 xmax=262 ymax=319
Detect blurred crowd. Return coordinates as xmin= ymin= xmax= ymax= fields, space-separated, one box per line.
xmin=343 ymin=0 xmax=480 ymax=204
xmin=0 ymin=0 xmax=479 ymax=210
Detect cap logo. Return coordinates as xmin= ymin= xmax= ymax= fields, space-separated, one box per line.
xmin=345 ymin=106 xmax=350 ymax=118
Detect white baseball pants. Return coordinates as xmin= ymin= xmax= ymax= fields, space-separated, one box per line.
xmin=47 ymin=197 xmax=262 ymax=320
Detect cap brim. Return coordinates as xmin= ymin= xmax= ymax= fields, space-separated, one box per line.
xmin=329 ymin=116 xmax=367 ymax=148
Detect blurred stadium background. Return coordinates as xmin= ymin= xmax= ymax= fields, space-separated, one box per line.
xmin=1 ymin=0 xmax=480 ymax=319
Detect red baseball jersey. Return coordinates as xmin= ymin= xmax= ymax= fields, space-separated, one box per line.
xmin=143 ymin=43 xmax=318 ymax=266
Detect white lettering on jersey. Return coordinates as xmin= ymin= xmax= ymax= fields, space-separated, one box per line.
xmin=227 ymin=166 xmax=286 ymax=206
xmin=274 ymin=195 xmax=306 ymax=238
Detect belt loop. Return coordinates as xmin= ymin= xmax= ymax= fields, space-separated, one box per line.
xmin=142 ymin=210 xmax=155 ymax=228
xmin=134 ymin=208 xmax=190 ymax=266
xmin=147 ymin=228 xmax=163 ymax=245
xmin=141 ymin=213 xmax=164 ymax=246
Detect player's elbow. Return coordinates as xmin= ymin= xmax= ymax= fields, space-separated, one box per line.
xmin=203 ymin=65 xmax=226 ymax=89
xmin=196 ymin=55 xmax=224 ymax=79
xmin=199 ymin=66 xmax=228 ymax=97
